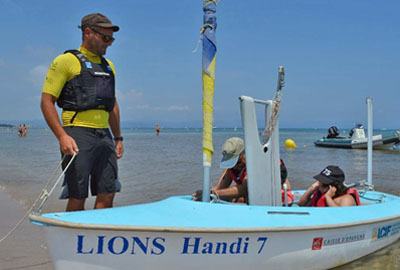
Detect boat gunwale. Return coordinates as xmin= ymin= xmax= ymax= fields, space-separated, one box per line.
xmin=29 ymin=212 xmax=400 ymax=233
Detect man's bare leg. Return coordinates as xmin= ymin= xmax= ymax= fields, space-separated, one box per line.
xmin=66 ymin=198 xmax=86 ymax=212
xmin=94 ymin=193 xmax=115 ymax=209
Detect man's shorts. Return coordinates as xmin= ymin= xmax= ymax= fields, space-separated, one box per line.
xmin=61 ymin=126 xmax=118 ymax=199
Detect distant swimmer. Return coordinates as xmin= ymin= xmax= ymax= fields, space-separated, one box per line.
xmin=22 ymin=124 xmax=27 ymax=136
xmin=156 ymin=124 xmax=161 ymax=136
xmin=17 ymin=124 xmax=23 ymax=137
xmin=17 ymin=124 xmax=27 ymax=137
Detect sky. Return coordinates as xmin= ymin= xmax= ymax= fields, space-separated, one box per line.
xmin=0 ymin=0 xmax=399 ymax=129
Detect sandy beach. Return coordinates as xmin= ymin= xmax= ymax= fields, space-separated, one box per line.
xmin=0 ymin=189 xmax=53 ymax=270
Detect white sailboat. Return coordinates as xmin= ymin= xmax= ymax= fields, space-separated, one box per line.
xmin=30 ymin=70 xmax=400 ymax=270
xmin=29 ymin=2 xmax=400 ymax=269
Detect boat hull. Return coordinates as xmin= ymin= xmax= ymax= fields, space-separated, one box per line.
xmin=30 ymin=193 xmax=400 ymax=270
xmin=41 ymin=220 xmax=400 ymax=270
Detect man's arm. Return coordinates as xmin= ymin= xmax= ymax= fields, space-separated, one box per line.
xmin=192 ymin=170 xmax=233 ymax=201
xmin=214 ymin=179 xmax=247 ymax=201
xmin=298 ymin=181 xmax=319 ymax=206
xmin=41 ymin=93 xmax=79 ymax=155
xmin=214 ymin=170 xmax=232 ymax=190
xmin=108 ymin=100 xmax=123 ymax=159
xmin=212 ymin=172 xmax=247 ymax=201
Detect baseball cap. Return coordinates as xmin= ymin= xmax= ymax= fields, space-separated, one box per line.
xmin=313 ymin=165 xmax=345 ymax=185
xmin=220 ymin=137 xmax=244 ymax=169
xmin=79 ymin=13 xmax=119 ymax=32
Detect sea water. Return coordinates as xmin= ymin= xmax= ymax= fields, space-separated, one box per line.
xmin=1 ymin=127 xmax=400 ymax=269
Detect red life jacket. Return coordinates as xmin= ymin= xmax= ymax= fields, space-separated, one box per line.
xmin=311 ymin=188 xmax=361 ymax=207
xmin=228 ymin=168 xmax=247 ymax=185
xmin=229 ymin=159 xmax=286 ymax=185
xmin=228 ymin=168 xmax=293 ymax=204
xmin=281 ymin=189 xmax=294 ymax=204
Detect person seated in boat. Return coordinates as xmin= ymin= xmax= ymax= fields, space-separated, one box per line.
xmin=280 ymin=159 xmax=294 ymax=205
xmin=192 ymin=137 xmax=247 ymax=202
xmin=192 ymin=137 xmax=292 ymax=204
xmin=298 ymin=165 xmax=361 ymax=207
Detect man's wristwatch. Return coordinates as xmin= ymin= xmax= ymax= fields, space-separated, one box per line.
xmin=113 ymin=136 xmax=123 ymax=141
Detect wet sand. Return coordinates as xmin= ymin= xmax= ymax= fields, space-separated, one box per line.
xmin=0 ymin=189 xmax=54 ymax=270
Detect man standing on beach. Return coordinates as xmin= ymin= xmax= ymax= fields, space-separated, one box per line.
xmin=41 ymin=13 xmax=123 ymax=211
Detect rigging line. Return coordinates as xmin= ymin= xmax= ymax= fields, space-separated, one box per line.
xmin=36 ymin=153 xmax=77 ymax=211
xmin=193 ymin=0 xmax=219 ymax=53
xmin=262 ymin=67 xmax=285 ymax=143
xmin=192 ymin=23 xmax=215 ymax=54
xmin=192 ymin=35 xmax=203 ymax=54
xmin=0 ymin=153 xmax=76 ymax=244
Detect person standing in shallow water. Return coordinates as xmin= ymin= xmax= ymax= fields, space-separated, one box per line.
xmin=40 ymin=13 xmax=124 ymax=212
xmin=156 ymin=125 xmax=161 ymax=136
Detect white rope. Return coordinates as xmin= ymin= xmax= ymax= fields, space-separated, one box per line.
xmin=192 ymin=34 xmax=203 ymax=54
xmin=36 ymin=153 xmax=77 ymax=211
xmin=0 ymin=153 xmax=77 ymax=243
xmin=210 ymin=187 xmax=221 ymax=203
xmin=193 ymin=0 xmax=220 ymax=54
xmin=261 ymin=66 xmax=285 ymax=143
xmin=192 ymin=24 xmax=213 ymax=54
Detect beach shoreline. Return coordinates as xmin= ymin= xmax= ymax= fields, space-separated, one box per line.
xmin=0 ymin=188 xmax=54 ymax=270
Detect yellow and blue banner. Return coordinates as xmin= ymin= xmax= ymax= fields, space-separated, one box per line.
xmin=202 ymin=0 xmax=217 ymax=167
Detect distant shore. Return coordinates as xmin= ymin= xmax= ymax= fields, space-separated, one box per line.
xmin=0 ymin=124 xmax=14 ymax=128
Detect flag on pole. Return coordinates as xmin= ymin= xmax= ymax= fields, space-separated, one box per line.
xmin=202 ymin=0 xmax=217 ymax=167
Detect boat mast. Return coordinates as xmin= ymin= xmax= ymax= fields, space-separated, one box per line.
xmin=201 ymin=0 xmax=218 ymax=202
xmin=366 ymin=97 xmax=373 ymax=186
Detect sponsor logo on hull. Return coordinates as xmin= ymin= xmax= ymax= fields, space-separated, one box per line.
xmin=312 ymin=232 xmax=365 ymax=250
xmin=372 ymin=222 xmax=400 ymax=241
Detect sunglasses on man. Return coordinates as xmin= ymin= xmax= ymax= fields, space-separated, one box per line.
xmin=90 ymin=28 xmax=115 ymax=43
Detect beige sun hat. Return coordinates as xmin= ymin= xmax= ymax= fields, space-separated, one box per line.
xmin=220 ymin=137 xmax=244 ymax=169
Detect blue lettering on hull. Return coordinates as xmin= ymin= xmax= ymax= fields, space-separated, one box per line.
xmin=181 ymin=237 xmax=251 ymax=254
xmin=77 ymin=235 xmax=166 ymax=255
xmin=76 ymin=235 xmax=268 ymax=256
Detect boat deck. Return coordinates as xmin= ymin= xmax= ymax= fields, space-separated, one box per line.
xmin=30 ymin=191 xmax=400 ymax=232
